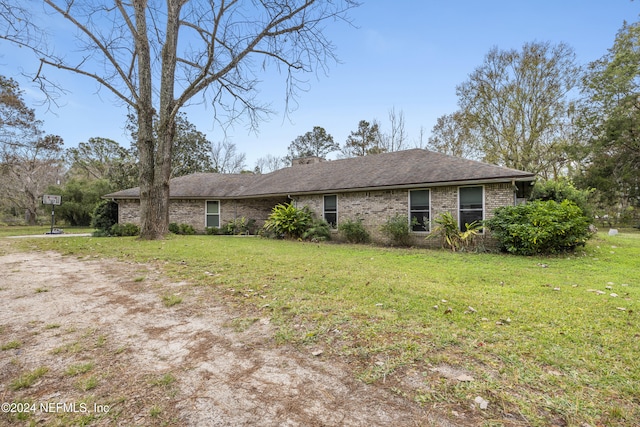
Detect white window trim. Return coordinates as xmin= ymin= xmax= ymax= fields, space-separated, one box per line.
xmin=323 ymin=194 xmax=338 ymax=227
xmin=458 ymin=185 xmax=485 ymax=233
xmin=205 ymin=200 xmax=221 ymax=228
xmin=408 ymin=189 xmax=431 ymax=233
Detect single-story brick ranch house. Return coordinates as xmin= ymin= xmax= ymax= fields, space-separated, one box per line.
xmin=105 ymin=149 xmax=535 ymax=246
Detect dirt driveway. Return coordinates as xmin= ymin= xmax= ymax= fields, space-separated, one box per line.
xmin=0 ymin=246 xmax=455 ymax=426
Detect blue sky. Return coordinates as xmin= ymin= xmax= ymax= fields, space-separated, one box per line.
xmin=1 ymin=1 xmax=638 ymax=168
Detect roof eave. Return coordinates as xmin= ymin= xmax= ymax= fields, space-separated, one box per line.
xmin=246 ymin=175 xmax=536 ymax=198
xmin=104 ymin=174 xmax=535 ymax=200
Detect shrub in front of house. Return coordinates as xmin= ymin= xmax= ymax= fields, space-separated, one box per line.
xmin=223 ymin=217 xmax=257 ymax=235
xmin=109 ymin=223 xmax=140 ymax=237
xmin=428 ymin=212 xmax=482 ymax=252
xmin=302 ymin=217 xmax=332 ymax=242
xmin=205 ymin=226 xmax=222 ymax=235
xmin=262 ymin=204 xmax=331 ymax=241
xmin=91 ymin=200 xmax=118 ymax=232
xmin=179 ymin=224 xmax=196 ymax=235
xmin=263 ymin=203 xmax=313 ymax=239
xmin=169 ymin=223 xmax=196 ymax=235
xmin=338 ymin=218 xmax=370 ymax=244
xmin=380 ymin=215 xmax=413 ymax=246
xmin=485 ymin=200 xmax=593 ymax=255
xmin=530 ymin=179 xmax=594 ymax=218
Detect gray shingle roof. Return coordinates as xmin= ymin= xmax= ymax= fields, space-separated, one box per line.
xmin=105 ymin=149 xmax=535 ymax=199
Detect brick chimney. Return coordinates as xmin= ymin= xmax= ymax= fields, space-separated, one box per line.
xmin=291 ymin=156 xmax=326 ymax=166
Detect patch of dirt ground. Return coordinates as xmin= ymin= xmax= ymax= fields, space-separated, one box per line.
xmin=0 ymin=249 xmax=461 ymax=426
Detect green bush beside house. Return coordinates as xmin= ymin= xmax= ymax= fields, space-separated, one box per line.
xmin=486 ymin=200 xmax=594 ymax=255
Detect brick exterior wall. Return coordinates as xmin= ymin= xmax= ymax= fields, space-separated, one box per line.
xmin=115 ymin=182 xmax=516 ymax=246
xmin=218 ymin=197 xmax=288 ymax=230
xmin=116 ymin=197 xmax=286 ymax=233
xmin=484 ymin=182 xmax=515 ymax=220
xmin=431 ymin=186 xmax=460 ymax=222
xmin=296 ymin=183 xmax=516 ymax=247
xmin=117 ymin=199 xmax=140 ymax=225
xmin=296 ymin=190 xmax=408 ymax=243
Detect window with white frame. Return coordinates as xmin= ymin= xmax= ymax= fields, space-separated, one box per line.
xmin=459 ymin=186 xmax=483 ymax=231
xmin=206 ymin=200 xmax=220 ymax=228
xmin=323 ymin=195 xmax=337 ymax=227
xmin=409 ymin=189 xmax=430 ymax=232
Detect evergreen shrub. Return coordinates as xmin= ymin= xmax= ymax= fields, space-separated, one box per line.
xmin=486 ymin=200 xmax=593 ymax=255
xmin=91 ymin=200 xmax=118 ymax=232
xmin=338 ymin=218 xmax=370 ymax=244
xmin=302 ymin=217 xmax=332 ymax=242
xmin=530 ymin=179 xmax=594 ymax=218
xmin=380 ymin=215 xmax=413 ymax=246
xmin=109 ymin=223 xmax=140 ymax=237
xmin=169 ymin=223 xmax=196 ymax=235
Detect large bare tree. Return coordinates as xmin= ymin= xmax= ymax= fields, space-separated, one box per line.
xmin=1 ymin=0 xmax=357 ymax=239
xmin=254 ymin=153 xmax=287 ymax=173
xmin=210 ymin=140 xmax=246 ymax=174
xmin=1 ymin=75 xmax=63 ymax=224
xmin=1 ymin=134 xmax=64 ymax=225
xmin=380 ymin=107 xmax=407 ymax=153
xmin=426 ymin=111 xmax=481 ymax=160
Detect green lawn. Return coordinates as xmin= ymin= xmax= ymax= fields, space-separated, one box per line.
xmin=0 ymin=225 xmax=94 ymax=238
xmin=3 ymin=230 xmax=639 ymax=426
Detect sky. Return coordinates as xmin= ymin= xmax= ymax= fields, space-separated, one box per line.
xmin=1 ymin=0 xmax=639 ymax=168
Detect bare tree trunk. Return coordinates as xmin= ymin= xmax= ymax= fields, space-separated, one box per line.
xmin=134 ymin=0 xmax=167 ymax=240
xmin=133 ymin=0 xmax=181 ymax=239
xmin=25 ymin=193 xmax=38 ymax=226
xmin=25 ymin=209 xmax=36 ymax=226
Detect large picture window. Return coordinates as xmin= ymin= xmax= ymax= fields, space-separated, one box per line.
xmin=409 ymin=189 xmax=430 ymax=232
xmin=323 ymin=195 xmax=337 ymax=227
xmin=206 ymin=200 xmax=220 ymax=228
xmin=459 ymin=186 xmax=483 ymax=231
